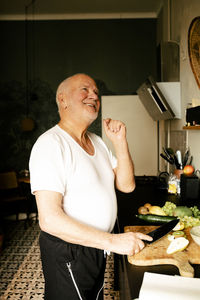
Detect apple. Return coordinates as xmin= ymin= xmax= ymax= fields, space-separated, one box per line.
xmin=183 ymin=165 xmax=194 ymax=175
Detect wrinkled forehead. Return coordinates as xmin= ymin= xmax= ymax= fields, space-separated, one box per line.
xmin=69 ymin=74 xmax=97 ymax=90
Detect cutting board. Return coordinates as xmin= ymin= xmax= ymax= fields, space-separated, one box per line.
xmin=124 ymin=225 xmax=200 ymax=278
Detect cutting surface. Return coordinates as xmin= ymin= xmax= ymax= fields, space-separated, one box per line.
xmin=124 ymin=225 xmax=200 ymax=277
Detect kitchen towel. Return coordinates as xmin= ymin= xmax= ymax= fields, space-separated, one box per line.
xmin=139 ymin=272 xmax=200 ymax=300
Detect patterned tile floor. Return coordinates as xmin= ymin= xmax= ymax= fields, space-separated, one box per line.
xmin=0 ymin=220 xmax=119 ymax=300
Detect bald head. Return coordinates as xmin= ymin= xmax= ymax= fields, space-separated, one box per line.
xmin=56 ymin=73 xmax=96 ymax=109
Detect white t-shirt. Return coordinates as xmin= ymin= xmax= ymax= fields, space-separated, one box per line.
xmin=29 ymin=125 xmax=118 ymax=233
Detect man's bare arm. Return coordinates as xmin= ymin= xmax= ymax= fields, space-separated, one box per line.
xmin=103 ymin=118 xmax=135 ymax=193
xmin=35 ymin=190 xmax=152 ymax=255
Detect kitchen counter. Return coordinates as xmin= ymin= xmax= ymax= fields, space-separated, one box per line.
xmin=115 ymin=176 xmax=200 ymax=300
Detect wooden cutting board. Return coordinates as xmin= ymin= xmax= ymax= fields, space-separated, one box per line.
xmin=124 ymin=225 xmax=200 ymax=278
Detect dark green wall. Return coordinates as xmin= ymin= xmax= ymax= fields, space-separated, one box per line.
xmin=0 ymin=18 xmax=157 ymax=172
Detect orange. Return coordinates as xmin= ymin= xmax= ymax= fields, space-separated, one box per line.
xmin=183 ymin=165 xmax=194 ymax=176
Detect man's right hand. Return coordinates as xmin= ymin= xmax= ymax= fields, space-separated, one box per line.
xmin=109 ymin=232 xmax=153 ymax=256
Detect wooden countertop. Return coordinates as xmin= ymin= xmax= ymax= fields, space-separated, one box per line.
xmin=116 ymin=182 xmax=200 ymax=299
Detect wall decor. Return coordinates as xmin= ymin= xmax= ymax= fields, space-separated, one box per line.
xmin=188 ymin=16 xmax=200 ymax=88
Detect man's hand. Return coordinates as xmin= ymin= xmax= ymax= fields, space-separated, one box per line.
xmin=103 ymin=118 xmax=126 ymax=144
xmin=109 ymin=232 xmax=153 ymax=256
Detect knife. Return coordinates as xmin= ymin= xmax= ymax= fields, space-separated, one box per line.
xmin=163 ymin=147 xmax=174 ymax=163
xmin=144 ymin=218 xmax=179 ymax=244
xmin=176 ymin=150 xmax=183 ymax=170
xmin=160 ymin=153 xmax=174 ymax=164
xmin=182 ymin=149 xmax=190 ymax=167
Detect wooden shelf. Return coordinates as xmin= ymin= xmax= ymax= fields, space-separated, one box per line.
xmin=183 ymin=125 xmax=200 ymax=130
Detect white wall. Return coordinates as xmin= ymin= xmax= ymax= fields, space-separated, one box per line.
xmin=101 ymin=95 xmax=158 ymax=176
xmin=162 ymin=0 xmax=200 ymax=170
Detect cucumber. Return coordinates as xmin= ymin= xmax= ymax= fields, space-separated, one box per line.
xmin=136 ymin=214 xmax=178 ymax=224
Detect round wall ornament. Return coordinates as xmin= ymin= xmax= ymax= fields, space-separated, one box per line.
xmin=188 ymin=16 xmax=200 ymax=88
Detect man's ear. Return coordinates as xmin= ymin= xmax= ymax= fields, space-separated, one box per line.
xmin=57 ymin=93 xmax=67 ymax=108
xmin=57 ymin=92 xmax=64 ymax=104
xmin=58 ymin=92 xmax=68 ymax=110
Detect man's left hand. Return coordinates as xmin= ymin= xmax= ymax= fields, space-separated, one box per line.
xmin=103 ymin=118 xmax=126 ymax=144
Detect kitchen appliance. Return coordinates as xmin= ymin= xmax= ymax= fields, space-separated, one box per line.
xmin=145 ymin=219 xmax=179 ymax=244
xmin=136 ymin=76 xmax=181 ymax=121
xmin=180 ymin=174 xmax=200 ymax=202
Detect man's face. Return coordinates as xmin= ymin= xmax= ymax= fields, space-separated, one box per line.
xmin=65 ymin=74 xmax=100 ymax=123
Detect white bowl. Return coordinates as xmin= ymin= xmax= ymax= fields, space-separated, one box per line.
xmin=190 ymin=226 xmax=200 ymax=246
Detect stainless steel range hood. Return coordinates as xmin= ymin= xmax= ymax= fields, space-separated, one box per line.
xmin=136 ymin=76 xmax=176 ymax=121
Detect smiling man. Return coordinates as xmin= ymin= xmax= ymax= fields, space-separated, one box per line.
xmin=29 ymin=73 xmax=152 ymax=300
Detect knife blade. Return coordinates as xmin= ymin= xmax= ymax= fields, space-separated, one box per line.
xmin=176 ymin=150 xmax=183 ymax=170
xmin=144 ymin=218 xmax=179 ymax=244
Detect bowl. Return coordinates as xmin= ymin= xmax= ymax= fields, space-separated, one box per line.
xmin=190 ymin=226 xmax=200 ymax=246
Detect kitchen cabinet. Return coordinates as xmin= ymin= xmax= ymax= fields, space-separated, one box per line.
xmin=115 ymin=176 xmax=200 ymax=300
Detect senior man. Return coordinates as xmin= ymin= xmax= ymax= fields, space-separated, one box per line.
xmin=29 ymin=73 xmax=152 ymax=300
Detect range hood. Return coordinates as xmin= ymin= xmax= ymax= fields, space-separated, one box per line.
xmin=136 ymin=76 xmax=180 ymax=121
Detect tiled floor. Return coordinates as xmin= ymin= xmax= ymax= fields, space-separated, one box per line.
xmin=0 ymin=220 xmax=119 ymax=300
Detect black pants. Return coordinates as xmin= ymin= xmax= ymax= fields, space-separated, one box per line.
xmin=39 ymin=231 xmax=106 ymax=300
